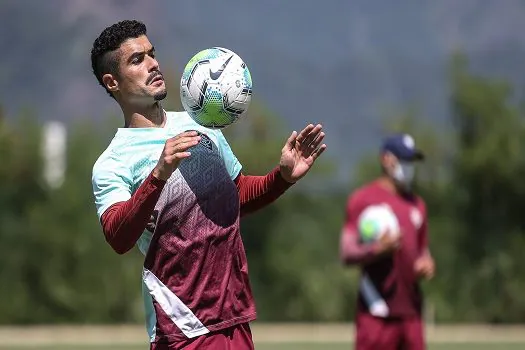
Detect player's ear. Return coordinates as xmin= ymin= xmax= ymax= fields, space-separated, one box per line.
xmin=380 ymin=152 xmax=389 ymax=167
xmin=102 ymin=73 xmax=119 ymax=93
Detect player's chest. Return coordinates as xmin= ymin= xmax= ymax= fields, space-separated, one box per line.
xmin=386 ymin=199 xmax=423 ymax=240
xmin=126 ymin=132 xmax=223 ymax=191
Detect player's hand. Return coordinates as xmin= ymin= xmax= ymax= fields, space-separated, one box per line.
xmin=373 ymin=230 xmax=401 ymax=256
xmin=279 ymin=124 xmax=327 ymax=183
xmin=414 ymin=255 xmax=435 ymax=280
xmin=152 ymin=131 xmax=201 ymax=181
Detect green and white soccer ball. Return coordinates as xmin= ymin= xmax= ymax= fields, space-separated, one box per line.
xmin=357 ymin=204 xmax=400 ymax=243
xmin=180 ymin=47 xmax=253 ymax=129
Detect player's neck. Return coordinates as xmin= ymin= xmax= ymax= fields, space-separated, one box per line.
xmin=377 ymin=176 xmax=398 ymax=194
xmin=377 ymin=176 xmax=414 ymax=198
xmin=123 ymin=102 xmax=166 ymax=128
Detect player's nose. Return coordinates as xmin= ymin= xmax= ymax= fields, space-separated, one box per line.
xmin=146 ymin=55 xmax=160 ymax=72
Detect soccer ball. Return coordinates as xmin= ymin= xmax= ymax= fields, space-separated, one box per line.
xmin=357 ymin=204 xmax=400 ymax=243
xmin=180 ymin=47 xmax=253 ymax=129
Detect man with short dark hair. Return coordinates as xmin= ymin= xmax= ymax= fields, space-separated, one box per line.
xmin=340 ymin=134 xmax=434 ymax=350
xmin=90 ymin=20 xmax=327 ymax=349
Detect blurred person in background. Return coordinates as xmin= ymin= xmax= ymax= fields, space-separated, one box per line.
xmin=89 ymin=20 xmax=326 ymax=350
xmin=340 ymin=134 xmax=434 ymax=350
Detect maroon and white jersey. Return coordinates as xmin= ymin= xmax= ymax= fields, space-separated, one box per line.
xmin=92 ymin=112 xmax=256 ymax=344
xmin=343 ymin=181 xmax=428 ymax=318
xmin=142 ymin=133 xmax=257 ymax=343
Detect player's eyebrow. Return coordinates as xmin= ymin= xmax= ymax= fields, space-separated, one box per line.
xmin=127 ymin=51 xmax=144 ymax=63
xmin=127 ymin=46 xmax=155 ymax=63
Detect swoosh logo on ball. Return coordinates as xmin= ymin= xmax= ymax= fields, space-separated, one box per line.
xmin=209 ymin=55 xmax=233 ymax=80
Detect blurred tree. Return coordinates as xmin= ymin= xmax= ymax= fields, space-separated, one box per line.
xmin=446 ymin=53 xmax=525 ymax=323
xmin=0 ymin=113 xmax=48 ymax=323
xmin=0 ymin=113 xmax=145 ymax=324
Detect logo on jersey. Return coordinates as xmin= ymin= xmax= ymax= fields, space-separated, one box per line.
xmin=185 ymin=130 xmax=214 ymax=151
xmin=198 ymin=133 xmax=213 ymax=151
xmin=410 ymin=208 xmax=422 ymax=229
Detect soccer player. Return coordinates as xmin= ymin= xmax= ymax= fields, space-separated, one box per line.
xmin=340 ymin=134 xmax=435 ymax=350
xmin=90 ymin=20 xmax=326 ymax=350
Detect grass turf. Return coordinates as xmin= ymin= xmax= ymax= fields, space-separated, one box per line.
xmin=2 ymin=343 xmax=525 ymax=350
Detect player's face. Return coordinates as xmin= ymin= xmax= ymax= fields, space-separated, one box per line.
xmin=382 ymin=153 xmax=416 ymax=191
xmin=106 ymin=35 xmax=167 ymax=104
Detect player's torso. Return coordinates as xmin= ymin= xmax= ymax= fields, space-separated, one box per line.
xmin=111 ymin=112 xmax=254 ymax=340
xmin=111 ymin=112 xmax=235 ymax=253
xmin=358 ymin=183 xmax=424 ymax=264
xmin=114 ymin=112 xmax=243 ymax=266
xmin=143 ymin=128 xmax=241 ymax=274
xmin=380 ymin=191 xmax=424 ymax=263
xmin=357 ymin=183 xmax=425 ymax=317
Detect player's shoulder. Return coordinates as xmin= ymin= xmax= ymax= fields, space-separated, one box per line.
xmin=166 ymin=110 xmax=225 ymax=137
xmin=346 ymin=181 xmax=381 ymax=211
xmin=166 ymin=110 xmax=190 ymax=123
xmin=92 ymin=132 xmax=132 ymax=179
xmin=349 ymin=181 xmax=381 ymax=201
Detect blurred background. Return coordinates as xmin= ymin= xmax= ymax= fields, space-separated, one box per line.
xmin=2 ymin=0 xmax=525 ymax=348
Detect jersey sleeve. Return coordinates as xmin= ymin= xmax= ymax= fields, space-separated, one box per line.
xmin=418 ymin=200 xmax=429 ymax=252
xmin=340 ymin=190 xmax=380 ymax=265
xmin=214 ymin=130 xmax=242 ymax=180
xmin=343 ymin=191 xmax=365 ymax=237
xmin=92 ymin=152 xmax=133 ymax=220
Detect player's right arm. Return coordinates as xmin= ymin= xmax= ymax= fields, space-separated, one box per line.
xmin=339 ymin=193 xmax=399 ymax=266
xmin=92 ymin=131 xmax=201 ymax=255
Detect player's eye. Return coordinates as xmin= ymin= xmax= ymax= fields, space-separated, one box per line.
xmin=131 ymin=55 xmax=143 ymax=64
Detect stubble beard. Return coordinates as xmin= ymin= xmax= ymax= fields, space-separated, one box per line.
xmin=153 ymin=88 xmax=167 ymax=101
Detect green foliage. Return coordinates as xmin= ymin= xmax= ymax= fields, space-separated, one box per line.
xmin=0 ymin=116 xmax=144 ymax=324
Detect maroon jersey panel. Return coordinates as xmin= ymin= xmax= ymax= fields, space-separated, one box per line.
xmin=143 ymin=134 xmax=256 ymax=343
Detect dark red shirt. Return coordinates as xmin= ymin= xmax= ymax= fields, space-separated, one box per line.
xmin=343 ymin=180 xmax=428 ymax=318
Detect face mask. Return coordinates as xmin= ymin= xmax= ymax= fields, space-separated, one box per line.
xmin=392 ymin=162 xmax=415 ymax=186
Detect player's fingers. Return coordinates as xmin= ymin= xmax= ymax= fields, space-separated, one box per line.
xmin=284 ymin=131 xmax=298 ymax=151
xmin=165 ymin=152 xmax=192 ymax=163
xmin=175 ymin=151 xmax=192 ymax=159
xmin=392 ymin=235 xmax=401 ymax=248
xmin=174 ymin=135 xmax=201 ymax=147
xmin=177 ymin=130 xmax=200 ymax=139
xmin=295 ymin=124 xmax=315 ymax=144
xmin=300 ymin=124 xmax=323 ymax=149
xmin=175 ymin=135 xmax=201 ymax=144
xmin=307 ymin=132 xmax=325 ymax=154
xmin=166 ymin=134 xmax=199 ymax=148
xmin=168 ymin=138 xmax=200 ymax=153
xmin=166 ymin=131 xmax=198 ymax=143
xmin=177 ymin=139 xmax=201 ymax=150
xmin=310 ymin=144 xmax=327 ymax=161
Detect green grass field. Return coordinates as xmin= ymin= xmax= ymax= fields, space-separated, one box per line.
xmin=2 ymin=324 xmax=525 ymax=349
xmin=2 ymin=344 xmax=525 ymax=350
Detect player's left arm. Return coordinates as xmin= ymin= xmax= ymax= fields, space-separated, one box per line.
xmin=234 ymin=168 xmax=292 ymax=216
xmin=218 ymin=124 xmax=326 ymax=216
xmin=415 ymin=200 xmax=435 ymax=279
xmin=418 ymin=200 xmax=431 ymax=256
